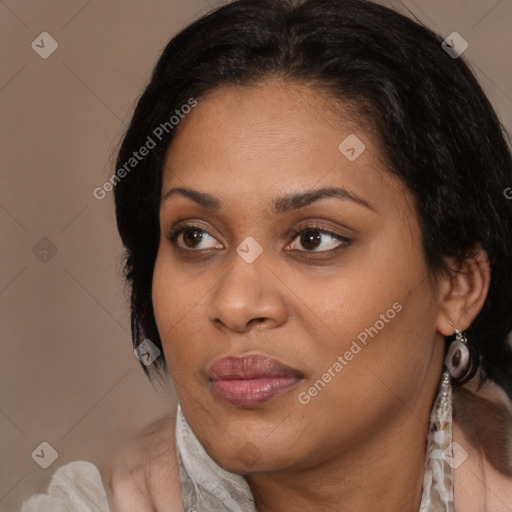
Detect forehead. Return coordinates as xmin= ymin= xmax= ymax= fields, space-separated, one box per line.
xmin=161 ymin=79 xmax=405 ymax=215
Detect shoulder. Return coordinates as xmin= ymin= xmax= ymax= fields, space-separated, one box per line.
xmin=452 ymin=378 xmax=512 ymax=511
xmin=99 ymin=408 xmax=183 ymax=512
xmin=20 ymin=460 xmax=108 ymax=512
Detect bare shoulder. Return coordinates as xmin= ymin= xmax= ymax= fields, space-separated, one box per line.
xmin=99 ymin=408 xmax=183 ymax=512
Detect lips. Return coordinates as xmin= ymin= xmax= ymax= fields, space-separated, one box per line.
xmin=209 ymin=354 xmax=304 ymax=380
xmin=208 ymin=354 xmax=304 ymax=407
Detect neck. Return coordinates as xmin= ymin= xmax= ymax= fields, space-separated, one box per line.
xmin=245 ymin=407 xmax=430 ymax=512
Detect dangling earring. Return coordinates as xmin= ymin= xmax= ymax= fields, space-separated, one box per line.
xmin=445 ymin=321 xmax=470 ymax=380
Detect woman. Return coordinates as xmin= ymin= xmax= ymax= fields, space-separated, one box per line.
xmin=20 ymin=0 xmax=512 ymax=510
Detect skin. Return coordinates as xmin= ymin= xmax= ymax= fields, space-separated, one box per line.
xmin=102 ymin=413 xmax=182 ymax=512
xmin=107 ymin=78 xmax=490 ymax=512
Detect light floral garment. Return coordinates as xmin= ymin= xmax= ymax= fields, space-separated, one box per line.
xmin=176 ymin=369 xmax=454 ymax=512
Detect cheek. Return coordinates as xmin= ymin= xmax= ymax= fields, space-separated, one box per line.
xmin=152 ymin=255 xmax=174 ymax=333
xmin=298 ymin=253 xmax=440 ymax=407
xmin=152 ymin=249 xmax=220 ymax=387
xmin=152 ymin=252 xmax=194 ymax=358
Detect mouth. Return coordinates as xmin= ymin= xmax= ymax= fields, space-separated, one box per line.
xmin=208 ymin=353 xmax=304 ymax=407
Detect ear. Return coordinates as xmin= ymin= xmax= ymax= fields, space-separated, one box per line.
xmin=435 ymin=245 xmax=491 ymax=336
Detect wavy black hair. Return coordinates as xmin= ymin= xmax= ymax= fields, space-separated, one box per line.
xmin=113 ymin=0 xmax=512 ymax=391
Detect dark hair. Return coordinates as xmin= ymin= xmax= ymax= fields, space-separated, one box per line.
xmin=113 ymin=0 xmax=512 ymax=389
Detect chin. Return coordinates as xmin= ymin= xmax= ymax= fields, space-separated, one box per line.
xmin=202 ymin=430 xmax=305 ymax=475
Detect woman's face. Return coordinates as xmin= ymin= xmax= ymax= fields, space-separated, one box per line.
xmin=152 ymin=79 xmax=446 ymax=474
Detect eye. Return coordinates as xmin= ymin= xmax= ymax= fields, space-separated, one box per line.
xmin=286 ymin=224 xmax=351 ymax=253
xmin=166 ymin=222 xmax=351 ymax=254
xmin=166 ymin=224 xmax=223 ymax=250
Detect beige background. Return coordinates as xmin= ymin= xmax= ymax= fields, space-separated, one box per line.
xmin=1 ymin=0 xmax=511 ymax=511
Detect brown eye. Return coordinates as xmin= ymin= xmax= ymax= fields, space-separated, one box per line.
xmin=298 ymin=229 xmax=322 ymax=251
xmin=288 ymin=226 xmax=351 ymax=253
xmin=182 ymin=227 xmax=206 ymax=248
xmin=167 ymin=225 xmax=222 ymax=250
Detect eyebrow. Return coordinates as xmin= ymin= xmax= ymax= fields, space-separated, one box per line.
xmin=162 ymin=186 xmax=375 ymax=214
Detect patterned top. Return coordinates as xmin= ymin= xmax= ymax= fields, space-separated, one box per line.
xmin=176 ymin=369 xmax=455 ymax=512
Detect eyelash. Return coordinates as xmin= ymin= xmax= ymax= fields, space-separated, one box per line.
xmin=165 ymin=222 xmax=352 ymax=255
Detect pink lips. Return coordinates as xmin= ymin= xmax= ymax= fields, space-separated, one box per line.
xmin=208 ymin=354 xmax=304 ymax=407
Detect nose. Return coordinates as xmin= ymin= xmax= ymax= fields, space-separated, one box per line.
xmin=208 ymin=252 xmax=288 ymax=334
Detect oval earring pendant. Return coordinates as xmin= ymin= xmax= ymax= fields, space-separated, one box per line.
xmin=445 ymin=340 xmax=470 ymax=379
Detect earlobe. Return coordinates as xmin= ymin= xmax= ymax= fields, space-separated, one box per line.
xmin=435 ymin=245 xmax=491 ymax=336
